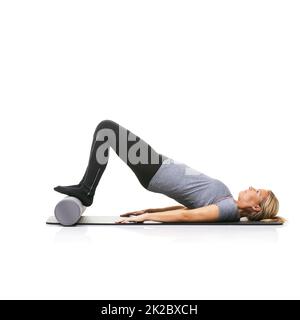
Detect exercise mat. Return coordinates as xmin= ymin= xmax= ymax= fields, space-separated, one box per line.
xmin=46 ymin=216 xmax=283 ymax=225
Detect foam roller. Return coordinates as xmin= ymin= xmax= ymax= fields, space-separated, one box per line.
xmin=54 ymin=196 xmax=86 ymax=226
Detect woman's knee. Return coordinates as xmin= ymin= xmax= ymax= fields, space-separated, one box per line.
xmin=93 ymin=120 xmax=120 ymax=145
xmin=96 ymin=119 xmax=117 ymax=129
xmin=94 ymin=120 xmax=119 ymax=136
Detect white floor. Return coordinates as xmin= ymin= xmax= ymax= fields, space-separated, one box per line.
xmin=0 ymin=196 xmax=299 ymax=300
xmin=1 ymin=1 xmax=300 ymax=300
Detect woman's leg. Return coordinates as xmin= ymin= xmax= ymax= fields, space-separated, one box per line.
xmin=54 ymin=120 xmax=167 ymax=206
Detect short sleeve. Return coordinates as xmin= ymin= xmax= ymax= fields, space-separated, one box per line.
xmin=215 ymin=197 xmax=240 ymax=222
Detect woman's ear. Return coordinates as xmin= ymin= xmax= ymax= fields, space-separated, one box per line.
xmin=251 ymin=204 xmax=261 ymax=212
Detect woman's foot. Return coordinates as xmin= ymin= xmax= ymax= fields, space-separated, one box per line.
xmin=54 ymin=184 xmax=94 ymax=207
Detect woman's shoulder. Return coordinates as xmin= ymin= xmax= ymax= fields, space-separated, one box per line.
xmin=214 ymin=197 xmax=240 ymax=222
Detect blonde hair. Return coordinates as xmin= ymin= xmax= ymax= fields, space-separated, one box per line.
xmin=247 ymin=190 xmax=286 ymax=224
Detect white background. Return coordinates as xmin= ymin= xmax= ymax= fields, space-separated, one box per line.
xmin=0 ymin=0 xmax=299 ymax=299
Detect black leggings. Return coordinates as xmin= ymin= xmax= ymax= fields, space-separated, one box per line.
xmin=80 ymin=119 xmax=167 ymax=195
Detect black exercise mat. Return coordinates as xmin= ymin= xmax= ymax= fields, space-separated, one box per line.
xmin=46 ymin=216 xmax=283 ymax=225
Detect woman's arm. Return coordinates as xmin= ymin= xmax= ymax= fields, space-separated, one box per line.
xmin=146 ymin=205 xmax=220 ymax=222
xmin=116 ymin=205 xmax=220 ymax=223
xmin=146 ymin=205 xmax=186 ymax=213
xmin=120 ymin=205 xmax=186 ymax=217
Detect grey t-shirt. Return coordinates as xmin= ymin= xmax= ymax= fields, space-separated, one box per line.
xmin=147 ymin=158 xmax=240 ymax=222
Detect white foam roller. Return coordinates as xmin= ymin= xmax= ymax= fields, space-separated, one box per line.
xmin=54 ymin=196 xmax=86 ymax=226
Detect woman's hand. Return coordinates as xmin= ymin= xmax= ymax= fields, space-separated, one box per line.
xmin=115 ymin=213 xmax=148 ymax=224
xmin=119 ymin=209 xmax=149 ymax=217
xmin=120 ymin=206 xmax=186 ymax=217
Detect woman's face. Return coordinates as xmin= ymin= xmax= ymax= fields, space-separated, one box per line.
xmin=238 ymin=186 xmax=269 ymax=211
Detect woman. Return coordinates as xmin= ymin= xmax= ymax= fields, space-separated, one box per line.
xmin=54 ymin=120 xmax=284 ymax=224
